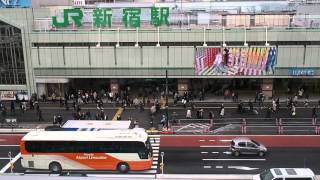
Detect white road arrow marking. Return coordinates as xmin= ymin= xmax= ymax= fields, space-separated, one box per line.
xmin=228 ymin=166 xmax=259 ymax=170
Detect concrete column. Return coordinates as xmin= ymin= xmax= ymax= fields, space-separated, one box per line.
xmin=177 ymin=79 xmax=189 ymax=96
xmin=110 ymin=79 xmax=119 ymax=94
xmin=262 ymin=79 xmax=273 ymax=99
xmin=36 ymin=83 xmax=46 ymax=98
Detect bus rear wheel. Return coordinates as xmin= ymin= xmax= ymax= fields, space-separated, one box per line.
xmin=49 ymin=162 xmax=62 ymax=173
xmin=117 ymin=162 xmax=129 ymax=173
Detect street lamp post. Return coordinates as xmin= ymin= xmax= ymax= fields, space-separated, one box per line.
xmin=166 ymin=70 xmax=169 ymax=129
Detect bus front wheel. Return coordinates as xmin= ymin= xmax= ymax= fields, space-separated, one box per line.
xmin=117 ymin=162 xmax=129 ymax=173
xmin=49 ymin=162 xmax=62 ymax=173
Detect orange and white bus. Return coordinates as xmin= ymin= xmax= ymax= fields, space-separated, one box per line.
xmin=20 ymin=128 xmax=152 ymax=173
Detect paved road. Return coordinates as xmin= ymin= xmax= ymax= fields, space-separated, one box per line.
xmin=160 ymin=147 xmax=320 ymax=174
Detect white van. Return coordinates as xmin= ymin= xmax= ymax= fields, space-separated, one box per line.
xmin=253 ymin=168 xmax=316 ymax=180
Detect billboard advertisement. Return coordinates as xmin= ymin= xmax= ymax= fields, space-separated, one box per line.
xmin=195 ymin=47 xmax=277 ymax=76
xmin=0 ymin=91 xmax=16 ymax=101
xmin=0 ymin=0 xmax=31 ymax=8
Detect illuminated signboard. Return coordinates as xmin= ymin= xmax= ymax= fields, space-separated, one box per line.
xmin=0 ymin=0 xmax=31 ymax=8
xmin=195 ymin=47 xmax=277 ymax=76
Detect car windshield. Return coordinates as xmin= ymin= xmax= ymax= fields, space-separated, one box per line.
xmin=251 ymin=140 xmax=260 ymax=146
xmin=259 ymin=169 xmax=274 ymax=180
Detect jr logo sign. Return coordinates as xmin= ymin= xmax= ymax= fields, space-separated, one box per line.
xmin=52 ymin=8 xmax=84 ymax=28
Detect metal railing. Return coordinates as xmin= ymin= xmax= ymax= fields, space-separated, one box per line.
xmin=169 ymin=117 xmax=320 ymax=135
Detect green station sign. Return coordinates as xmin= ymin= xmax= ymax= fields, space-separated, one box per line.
xmin=52 ymin=7 xmax=170 ymax=28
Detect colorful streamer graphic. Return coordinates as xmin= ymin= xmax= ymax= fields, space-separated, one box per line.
xmin=195 ymin=47 xmax=277 ymax=76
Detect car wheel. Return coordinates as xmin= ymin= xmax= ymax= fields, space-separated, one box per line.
xmin=49 ymin=162 xmax=62 ymax=173
xmin=117 ymin=162 xmax=130 ymax=173
xmin=258 ymin=151 xmax=265 ymax=157
xmin=233 ymin=151 xmax=240 ymax=157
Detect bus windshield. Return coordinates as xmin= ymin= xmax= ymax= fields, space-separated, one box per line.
xmin=260 ymin=169 xmax=274 ymax=180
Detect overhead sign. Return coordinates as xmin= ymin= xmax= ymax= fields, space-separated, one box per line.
xmin=0 ymin=91 xmax=16 ymax=101
xmin=52 ymin=7 xmax=170 ymax=28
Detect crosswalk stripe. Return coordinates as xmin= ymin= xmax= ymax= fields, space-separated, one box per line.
xmin=153 ymin=157 xmax=158 ymax=161
xmin=142 ymin=170 xmax=157 ymax=173
xmin=148 ymin=135 xmax=161 ymax=138
xmin=152 ymin=161 xmax=158 ymax=165
xmin=151 ymin=165 xmax=157 ymax=169
xmin=152 ymin=147 xmax=159 ymax=150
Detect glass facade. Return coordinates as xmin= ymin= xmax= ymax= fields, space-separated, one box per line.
xmin=0 ymin=21 xmax=26 ymax=85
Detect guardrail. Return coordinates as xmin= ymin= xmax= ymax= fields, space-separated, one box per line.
xmin=170 ymin=117 xmax=320 ymax=135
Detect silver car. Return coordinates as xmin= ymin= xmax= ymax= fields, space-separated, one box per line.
xmin=230 ymin=137 xmax=267 ymax=157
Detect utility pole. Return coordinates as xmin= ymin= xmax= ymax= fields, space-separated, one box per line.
xmin=166 ymin=70 xmax=169 ymax=129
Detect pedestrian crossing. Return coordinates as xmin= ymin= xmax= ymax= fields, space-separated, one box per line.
xmin=148 ymin=134 xmax=161 ymax=174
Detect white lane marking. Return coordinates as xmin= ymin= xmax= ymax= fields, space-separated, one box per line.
xmin=219 ymin=140 xmax=232 ymax=142
xmin=0 ymin=152 xmax=21 ymax=173
xmin=211 ymin=152 xmax=219 ymax=154
xmin=176 ymin=124 xmax=193 ymax=132
xmin=216 ymin=166 xmax=223 ymax=169
xmin=0 ymin=157 xmax=10 ymax=160
xmin=203 ymin=158 xmax=266 ymax=161
xmin=203 ymin=166 xmax=211 ymax=168
xmin=199 ymin=140 xmax=206 ymax=142
xmin=0 ymin=145 xmax=19 ymax=147
xmin=201 ymin=152 xmax=208 ymax=154
xmin=200 ymin=146 xmax=229 ymax=148
xmin=223 ymin=151 xmax=233 ymax=155
xmin=209 ymin=140 xmax=215 ymax=142
xmin=228 ymin=166 xmax=259 ymax=170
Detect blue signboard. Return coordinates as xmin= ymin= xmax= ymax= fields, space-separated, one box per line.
xmin=0 ymin=0 xmax=31 ymax=8
xmin=289 ymin=68 xmax=315 ymax=76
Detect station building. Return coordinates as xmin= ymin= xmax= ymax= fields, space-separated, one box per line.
xmin=1 ymin=0 xmax=320 ymax=99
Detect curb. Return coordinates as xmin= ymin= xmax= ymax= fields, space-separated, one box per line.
xmin=0 ymin=129 xmax=43 ymax=134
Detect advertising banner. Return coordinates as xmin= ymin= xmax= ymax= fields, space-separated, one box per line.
xmin=0 ymin=91 xmax=16 ymax=101
xmin=195 ymin=47 xmax=277 ymax=76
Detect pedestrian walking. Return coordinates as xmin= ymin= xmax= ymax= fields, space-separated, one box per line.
xmin=52 ymin=93 xmax=56 ymax=103
xmin=304 ymin=98 xmax=309 ymax=107
xmin=10 ymin=101 xmax=15 ymax=114
xmin=160 ymin=114 xmax=167 ymax=128
xmin=38 ymin=109 xmax=43 ymax=121
xmin=312 ymin=106 xmax=317 ymax=119
xmin=199 ymin=109 xmax=204 ymax=119
xmin=186 ymin=109 xmax=192 ymax=119
xmin=59 ymin=97 xmax=63 ymax=107
xmin=219 ymin=104 xmax=225 ymax=118
xmin=291 ymin=105 xmax=296 ymax=117
xmin=208 ymin=111 xmax=214 ymax=120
